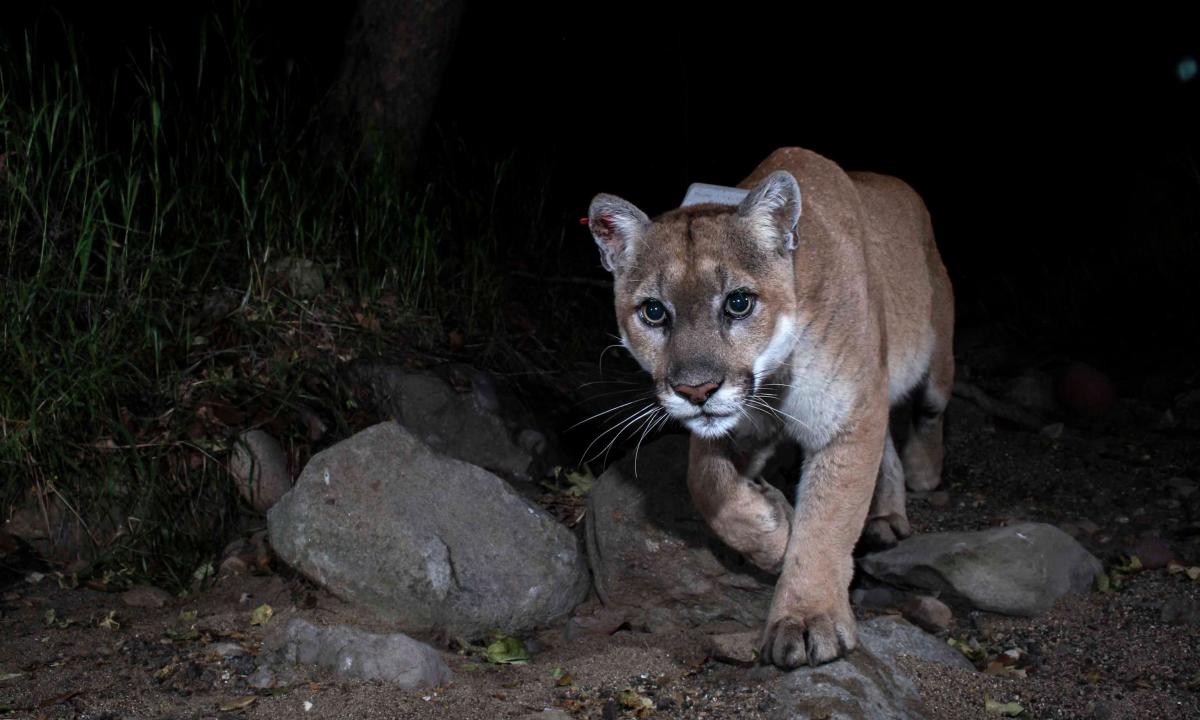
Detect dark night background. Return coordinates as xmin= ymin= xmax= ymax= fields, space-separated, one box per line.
xmin=7 ymin=5 xmax=1198 ymax=378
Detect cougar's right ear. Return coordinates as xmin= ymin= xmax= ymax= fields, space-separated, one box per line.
xmin=588 ymin=194 xmax=650 ymax=273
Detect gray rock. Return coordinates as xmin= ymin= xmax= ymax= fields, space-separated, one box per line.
xmin=271 ymin=618 xmax=450 ymax=688
xmin=268 ymin=422 xmax=589 ymax=636
xmin=348 ymin=363 xmax=547 ymax=478
xmin=230 ymin=430 xmax=291 ymax=512
xmin=770 ymin=616 xmax=971 ymax=720
xmin=585 ymin=435 xmax=775 ymax=628
xmin=859 ymin=522 xmax=1102 ymax=616
xmin=267 ymin=256 xmax=324 ymax=298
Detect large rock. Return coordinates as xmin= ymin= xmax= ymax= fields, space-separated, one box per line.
xmin=585 ymin=435 xmax=775 ymax=627
xmin=269 ymin=618 xmax=450 ymax=688
xmin=348 ymin=363 xmax=548 ymax=479
xmin=770 ymin=616 xmax=972 ymax=720
xmin=268 ymin=422 xmax=589 ymax=636
xmin=859 ymin=522 xmax=1102 ymax=616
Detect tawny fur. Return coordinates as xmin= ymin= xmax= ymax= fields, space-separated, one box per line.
xmin=588 ymin=147 xmax=954 ymax=668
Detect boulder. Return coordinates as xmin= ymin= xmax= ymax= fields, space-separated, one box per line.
xmin=268 ymin=422 xmax=589 ymax=637
xmin=348 ymin=363 xmax=548 ymax=479
xmin=585 ymin=435 xmax=775 ymax=627
xmin=859 ymin=522 xmax=1102 ymax=616
xmin=770 ymin=616 xmax=972 ymax=720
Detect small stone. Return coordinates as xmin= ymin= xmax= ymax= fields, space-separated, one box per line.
xmin=1160 ymin=597 xmax=1200 ymax=626
xmin=1129 ymin=536 xmax=1175 ymax=570
xmin=517 ymin=429 xmax=548 ymax=456
xmin=210 ymin=642 xmax=248 ymax=658
xmin=899 ymin=595 xmax=953 ymax=633
xmin=267 ymin=256 xmax=324 ymax=299
xmin=1167 ymin=477 xmax=1197 ymax=499
xmin=707 ymin=630 xmax=760 ymax=664
xmin=247 ymin=665 xmax=277 ymax=689
xmin=219 ymin=555 xmax=250 ymax=575
xmin=928 ymin=491 xmax=951 ymax=508
xmin=564 ymin=608 xmax=628 ymax=641
xmin=121 ymin=585 xmax=173 ymax=609
xmin=230 ymin=430 xmax=291 ymax=513
xmin=1040 ymin=422 xmax=1065 ymax=439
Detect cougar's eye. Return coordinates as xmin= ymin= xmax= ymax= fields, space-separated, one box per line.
xmin=640 ymin=299 xmax=668 ymax=326
xmin=725 ymin=290 xmax=755 ymax=318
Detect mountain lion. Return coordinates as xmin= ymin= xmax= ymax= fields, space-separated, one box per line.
xmin=587 ymin=147 xmax=954 ymax=668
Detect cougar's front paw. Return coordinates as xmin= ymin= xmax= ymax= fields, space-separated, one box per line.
xmin=711 ymin=479 xmax=793 ymax=574
xmin=861 ymin=513 xmax=912 ymax=551
xmin=761 ymin=596 xmax=857 ymax=668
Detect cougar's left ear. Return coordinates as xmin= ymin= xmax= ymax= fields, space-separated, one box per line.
xmin=737 ymin=171 xmax=801 ymax=253
xmin=588 ymin=194 xmax=650 ymax=273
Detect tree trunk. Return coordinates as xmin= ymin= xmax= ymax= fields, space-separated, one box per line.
xmin=329 ymin=0 xmax=464 ymax=178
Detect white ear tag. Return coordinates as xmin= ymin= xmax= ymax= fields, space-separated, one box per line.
xmin=680 ymin=182 xmax=750 ymax=207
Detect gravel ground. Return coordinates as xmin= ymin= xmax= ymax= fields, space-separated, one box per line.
xmin=2 ymin=361 xmax=1198 ymax=720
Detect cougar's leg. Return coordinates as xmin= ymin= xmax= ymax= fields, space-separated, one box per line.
xmin=862 ymin=432 xmax=911 ymax=548
xmin=687 ymin=435 xmax=792 ymax=574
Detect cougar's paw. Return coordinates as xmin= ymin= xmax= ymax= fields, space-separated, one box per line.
xmin=861 ymin=514 xmax=912 ymax=551
xmin=761 ymin=603 xmax=857 ymax=668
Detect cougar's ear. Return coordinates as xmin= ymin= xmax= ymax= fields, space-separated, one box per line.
xmin=737 ymin=171 xmax=801 ymax=253
xmin=588 ymin=194 xmax=650 ymax=273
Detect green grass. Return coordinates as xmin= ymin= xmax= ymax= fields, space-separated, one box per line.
xmin=0 ymin=15 xmax=510 ymax=589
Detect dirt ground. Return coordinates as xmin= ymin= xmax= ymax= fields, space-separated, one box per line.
xmin=2 ymin=354 xmax=1199 ymax=720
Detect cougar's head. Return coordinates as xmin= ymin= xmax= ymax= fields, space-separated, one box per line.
xmin=588 ymin=171 xmax=801 ymax=439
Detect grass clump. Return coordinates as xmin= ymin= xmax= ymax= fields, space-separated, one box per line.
xmin=0 ymin=14 xmax=506 ymax=589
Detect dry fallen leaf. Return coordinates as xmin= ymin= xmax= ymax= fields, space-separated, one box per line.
xmin=218 ymin=696 xmax=257 ymax=712
xmin=250 ymin=603 xmax=273 ymax=626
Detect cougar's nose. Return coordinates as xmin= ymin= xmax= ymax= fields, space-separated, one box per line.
xmin=673 ymin=381 xmax=721 ymax=406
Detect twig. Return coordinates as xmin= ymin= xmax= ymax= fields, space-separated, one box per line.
xmin=951 ymin=381 xmax=1045 ymax=432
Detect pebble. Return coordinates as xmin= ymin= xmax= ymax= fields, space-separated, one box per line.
xmin=1159 ymin=597 xmax=1200 ymax=626
xmin=928 ymin=491 xmax=951 ymax=508
xmin=1167 ymin=477 xmax=1197 ymax=499
xmin=121 ymin=585 xmax=173 ymax=609
xmin=706 ymin=630 xmax=760 ymax=664
xmin=1130 ymin=536 xmax=1175 ymax=570
xmin=900 ymin=595 xmax=954 ymax=633
xmin=247 ymin=665 xmax=277 ymax=689
xmin=210 ymin=642 xmax=248 ymax=658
